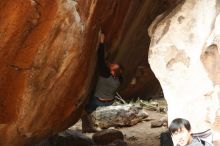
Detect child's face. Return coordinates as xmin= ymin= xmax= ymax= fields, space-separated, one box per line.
xmin=171 ymin=126 xmax=192 ymax=146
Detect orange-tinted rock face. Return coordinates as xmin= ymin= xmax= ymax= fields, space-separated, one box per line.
xmin=0 ymin=0 xmax=97 ymax=145
xmin=0 ymin=0 xmax=176 ymax=145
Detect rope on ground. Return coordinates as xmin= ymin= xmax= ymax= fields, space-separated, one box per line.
xmin=115 ymin=92 xmax=127 ymax=104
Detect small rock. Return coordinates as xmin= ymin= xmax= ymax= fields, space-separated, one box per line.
xmin=92 ymin=129 xmax=124 ymax=145
xmin=53 ymin=129 xmax=92 ymax=146
xmin=107 ymin=139 xmax=128 ymax=146
xmin=159 ymin=117 xmax=168 ymax=123
xmin=151 ymin=120 xmax=164 ymax=128
xmin=160 ymin=117 xmax=168 ymax=127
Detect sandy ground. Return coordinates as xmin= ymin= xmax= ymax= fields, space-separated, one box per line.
xmin=119 ymin=110 xmax=167 ymax=146
xmin=70 ymin=109 xmax=168 ymax=146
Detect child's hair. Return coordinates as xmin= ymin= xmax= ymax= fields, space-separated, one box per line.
xmin=169 ymin=118 xmax=191 ymax=135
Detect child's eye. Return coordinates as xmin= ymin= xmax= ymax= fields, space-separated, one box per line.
xmin=180 ymin=128 xmax=186 ymax=133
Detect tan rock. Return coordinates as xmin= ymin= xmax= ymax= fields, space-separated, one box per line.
xmin=148 ymin=0 xmax=220 ymax=143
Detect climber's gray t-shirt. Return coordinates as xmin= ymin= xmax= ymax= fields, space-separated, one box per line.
xmin=94 ymin=76 xmax=120 ymax=100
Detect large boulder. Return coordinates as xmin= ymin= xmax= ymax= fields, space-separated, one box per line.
xmin=0 ymin=0 xmax=97 ymax=145
xmin=92 ymin=104 xmax=149 ymax=129
xmin=148 ymin=0 xmax=220 ymax=144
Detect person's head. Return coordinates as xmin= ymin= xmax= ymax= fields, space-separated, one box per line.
xmin=109 ymin=63 xmax=124 ymax=80
xmin=169 ymin=118 xmax=192 ymax=146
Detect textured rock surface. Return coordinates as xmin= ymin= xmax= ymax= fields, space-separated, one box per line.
xmin=0 ymin=0 xmax=95 ymax=145
xmin=0 ymin=0 xmax=177 ymax=145
xmin=36 ymin=130 xmax=92 ymax=146
xmin=120 ymin=65 xmax=163 ymax=100
xmin=148 ymin=0 xmax=220 ymax=144
xmin=92 ymin=129 xmax=124 ymax=145
xmin=92 ymin=104 xmax=148 ymax=129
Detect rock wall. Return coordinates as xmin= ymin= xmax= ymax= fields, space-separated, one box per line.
xmin=148 ymin=0 xmax=220 ymax=144
xmin=0 ymin=0 xmax=98 ymax=145
xmin=0 ymin=0 xmax=174 ymax=145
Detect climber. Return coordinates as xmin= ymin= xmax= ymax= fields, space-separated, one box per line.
xmin=81 ymin=31 xmax=124 ymax=133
